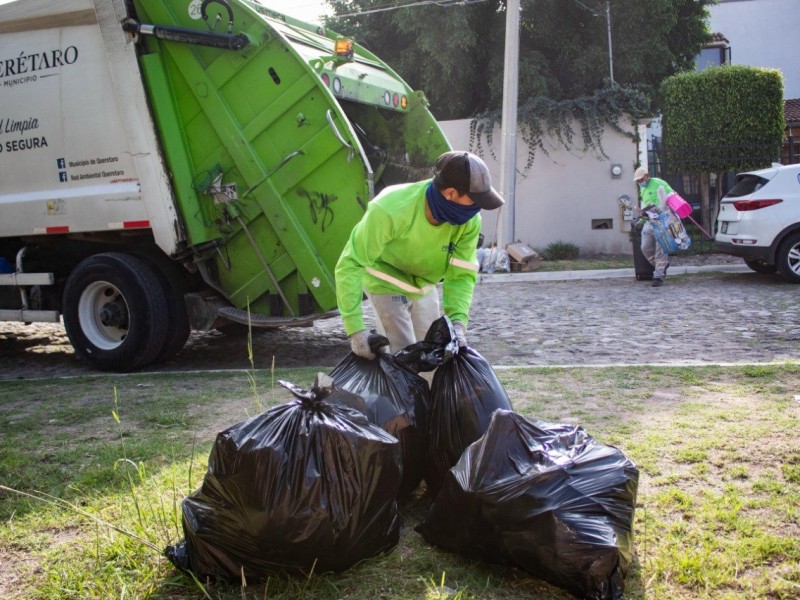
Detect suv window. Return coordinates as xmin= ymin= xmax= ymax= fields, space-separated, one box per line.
xmin=726 ymin=174 xmax=769 ymax=198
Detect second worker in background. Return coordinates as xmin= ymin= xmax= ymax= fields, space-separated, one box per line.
xmin=634 ymin=166 xmax=674 ymax=288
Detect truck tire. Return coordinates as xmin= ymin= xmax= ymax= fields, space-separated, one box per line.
xmin=776 ymin=232 xmax=800 ymax=284
xmin=138 ymin=256 xmax=191 ymax=362
xmin=62 ymin=253 xmax=169 ymax=371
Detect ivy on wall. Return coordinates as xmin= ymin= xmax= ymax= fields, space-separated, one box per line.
xmin=468 ymin=84 xmax=651 ymax=174
xmin=660 ymin=65 xmax=785 ymax=172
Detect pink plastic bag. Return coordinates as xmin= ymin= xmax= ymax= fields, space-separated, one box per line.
xmin=666 ymin=193 xmax=692 ymax=218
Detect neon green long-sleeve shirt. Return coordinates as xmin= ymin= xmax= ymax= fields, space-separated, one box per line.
xmin=335 ymin=180 xmax=481 ymax=336
xmin=639 ymin=176 xmax=674 ymax=209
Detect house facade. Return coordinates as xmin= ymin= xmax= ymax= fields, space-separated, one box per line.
xmin=709 ymin=0 xmax=799 ymax=99
xmin=440 ymin=118 xmax=642 ymax=256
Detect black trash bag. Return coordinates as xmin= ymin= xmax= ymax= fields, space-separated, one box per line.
xmin=424 ymin=331 xmax=513 ymax=496
xmin=329 ymin=334 xmax=430 ymax=499
xmin=394 ymin=315 xmax=459 ymax=373
xmin=418 ymin=410 xmax=639 ymax=600
xmin=164 ymin=373 xmax=402 ymax=580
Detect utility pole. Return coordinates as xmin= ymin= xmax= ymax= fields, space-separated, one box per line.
xmin=498 ymin=0 xmax=520 ymax=247
xmin=606 ymin=0 xmax=614 ymax=82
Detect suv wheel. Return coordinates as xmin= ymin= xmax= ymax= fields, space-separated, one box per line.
xmin=776 ymin=231 xmax=800 ymax=283
xmin=744 ymin=259 xmax=777 ymax=274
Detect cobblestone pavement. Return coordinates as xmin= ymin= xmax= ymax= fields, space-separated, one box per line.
xmin=2 ymin=265 xmax=799 ymax=381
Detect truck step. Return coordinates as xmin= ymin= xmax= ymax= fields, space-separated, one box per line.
xmin=0 ymin=309 xmax=60 ymax=323
xmin=0 ymin=273 xmax=55 ymax=286
xmin=217 ymin=306 xmax=339 ymax=328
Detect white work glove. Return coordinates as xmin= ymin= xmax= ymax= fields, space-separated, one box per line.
xmin=350 ymin=330 xmax=375 ymax=359
xmin=453 ymin=321 xmax=468 ymax=349
xmin=350 ymin=329 xmax=389 ymax=360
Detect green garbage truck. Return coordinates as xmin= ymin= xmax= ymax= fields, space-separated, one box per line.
xmin=0 ymin=0 xmax=449 ymax=371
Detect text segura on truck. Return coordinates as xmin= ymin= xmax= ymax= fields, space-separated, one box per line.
xmin=0 ymin=0 xmax=449 ymax=371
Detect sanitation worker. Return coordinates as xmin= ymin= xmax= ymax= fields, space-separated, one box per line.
xmin=633 ymin=166 xmax=674 ymax=288
xmin=335 ymin=151 xmax=504 ymax=359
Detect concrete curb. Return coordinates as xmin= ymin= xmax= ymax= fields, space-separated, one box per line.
xmin=477 ymin=263 xmax=750 ymax=284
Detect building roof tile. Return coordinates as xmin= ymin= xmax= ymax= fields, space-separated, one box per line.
xmin=786 ymin=99 xmax=800 ymax=124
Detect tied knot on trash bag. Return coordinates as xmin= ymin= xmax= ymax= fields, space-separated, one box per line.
xmin=164 ymin=372 xmax=401 ymax=580
xmin=277 ymin=372 xmax=340 ymax=411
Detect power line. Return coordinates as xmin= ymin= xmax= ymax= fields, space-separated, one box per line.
xmin=570 ymin=0 xmax=614 ymax=82
xmin=333 ymin=0 xmax=487 ymax=18
xmin=571 ymin=0 xmax=603 ymax=17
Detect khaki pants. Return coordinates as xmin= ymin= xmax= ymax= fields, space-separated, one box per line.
xmin=641 ymin=222 xmax=669 ymax=279
xmin=365 ymin=289 xmax=441 ymax=353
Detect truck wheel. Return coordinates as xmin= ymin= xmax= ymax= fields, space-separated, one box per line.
xmin=776 ymin=232 xmax=800 ymax=284
xmin=62 ymin=253 xmax=169 ymax=371
xmin=139 ymin=256 xmax=191 ymax=362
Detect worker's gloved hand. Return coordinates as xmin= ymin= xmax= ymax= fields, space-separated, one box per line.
xmin=633 ymin=219 xmax=645 ymax=233
xmin=453 ymin=321 xmax=468 ymax=349
xmin=350 ymin=329 xmax=376 ymax=359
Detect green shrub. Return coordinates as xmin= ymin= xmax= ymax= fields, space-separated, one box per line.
xmin=541 ymin=241 xmax=580 ymax=260
xmin=661 ymin=65 xmax=785 ymax=171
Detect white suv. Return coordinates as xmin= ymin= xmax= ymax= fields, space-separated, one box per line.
xmin=715 ymin=163 xmax=800 ymax=283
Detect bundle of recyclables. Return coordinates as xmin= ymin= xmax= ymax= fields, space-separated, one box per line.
xmin=644 ymin=186 xmax=692 ymax=253
xmin=647 ymin=208 xmax=692 ymax=254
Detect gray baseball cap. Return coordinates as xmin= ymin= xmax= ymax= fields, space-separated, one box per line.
xmin=433 ymin=151 xmax=505 ymax=210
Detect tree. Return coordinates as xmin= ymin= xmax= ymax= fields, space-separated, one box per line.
xmin=325 ymin=0 xmax=714 ymax=120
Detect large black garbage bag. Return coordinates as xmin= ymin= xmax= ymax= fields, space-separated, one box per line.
xmin=418 ymin=410 xmax=639 ymax=600
xmin=329 ymin=334 xmax=430 ymax=499
xmin=424 ymin=328 xmax=513 ymax=496
xmin=165 ymin=373 xmax=402 ymax=580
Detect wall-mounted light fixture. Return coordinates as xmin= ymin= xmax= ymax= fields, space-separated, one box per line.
xmin=610 ymin=163 xmax=623 ymax=178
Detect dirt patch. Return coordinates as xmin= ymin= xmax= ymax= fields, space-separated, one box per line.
xmin=0 ymin=527 xmax=82 ymax=600
xmin=0 ymin=547 xmax=39 ymax=600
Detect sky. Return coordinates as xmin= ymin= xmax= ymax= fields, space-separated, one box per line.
xmin=0 ymin=0 xmax=332 ymax=23
xmin=261 ymin=1 xmax=331 ymax=23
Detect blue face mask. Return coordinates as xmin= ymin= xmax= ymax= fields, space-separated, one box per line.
xmin=638 ymin=180 xmax=648 ymax=188
xmin=426 ymin=182 xmax=481 ymax=225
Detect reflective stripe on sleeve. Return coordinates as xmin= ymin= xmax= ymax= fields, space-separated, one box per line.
xmin=449 ymin=257 xmax=479 ymax=272
xmin=365 ymin=266 xmax=435 ymax=295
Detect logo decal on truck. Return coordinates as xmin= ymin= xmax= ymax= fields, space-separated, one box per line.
xmin=0 ymin=46 xmax=79 ymax=88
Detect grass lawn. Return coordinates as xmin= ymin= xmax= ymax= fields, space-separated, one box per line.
xmin=534 ymin=257 xmax=633 ymax=272
xmin=1 ymin=363 xmax=799 ymax=599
